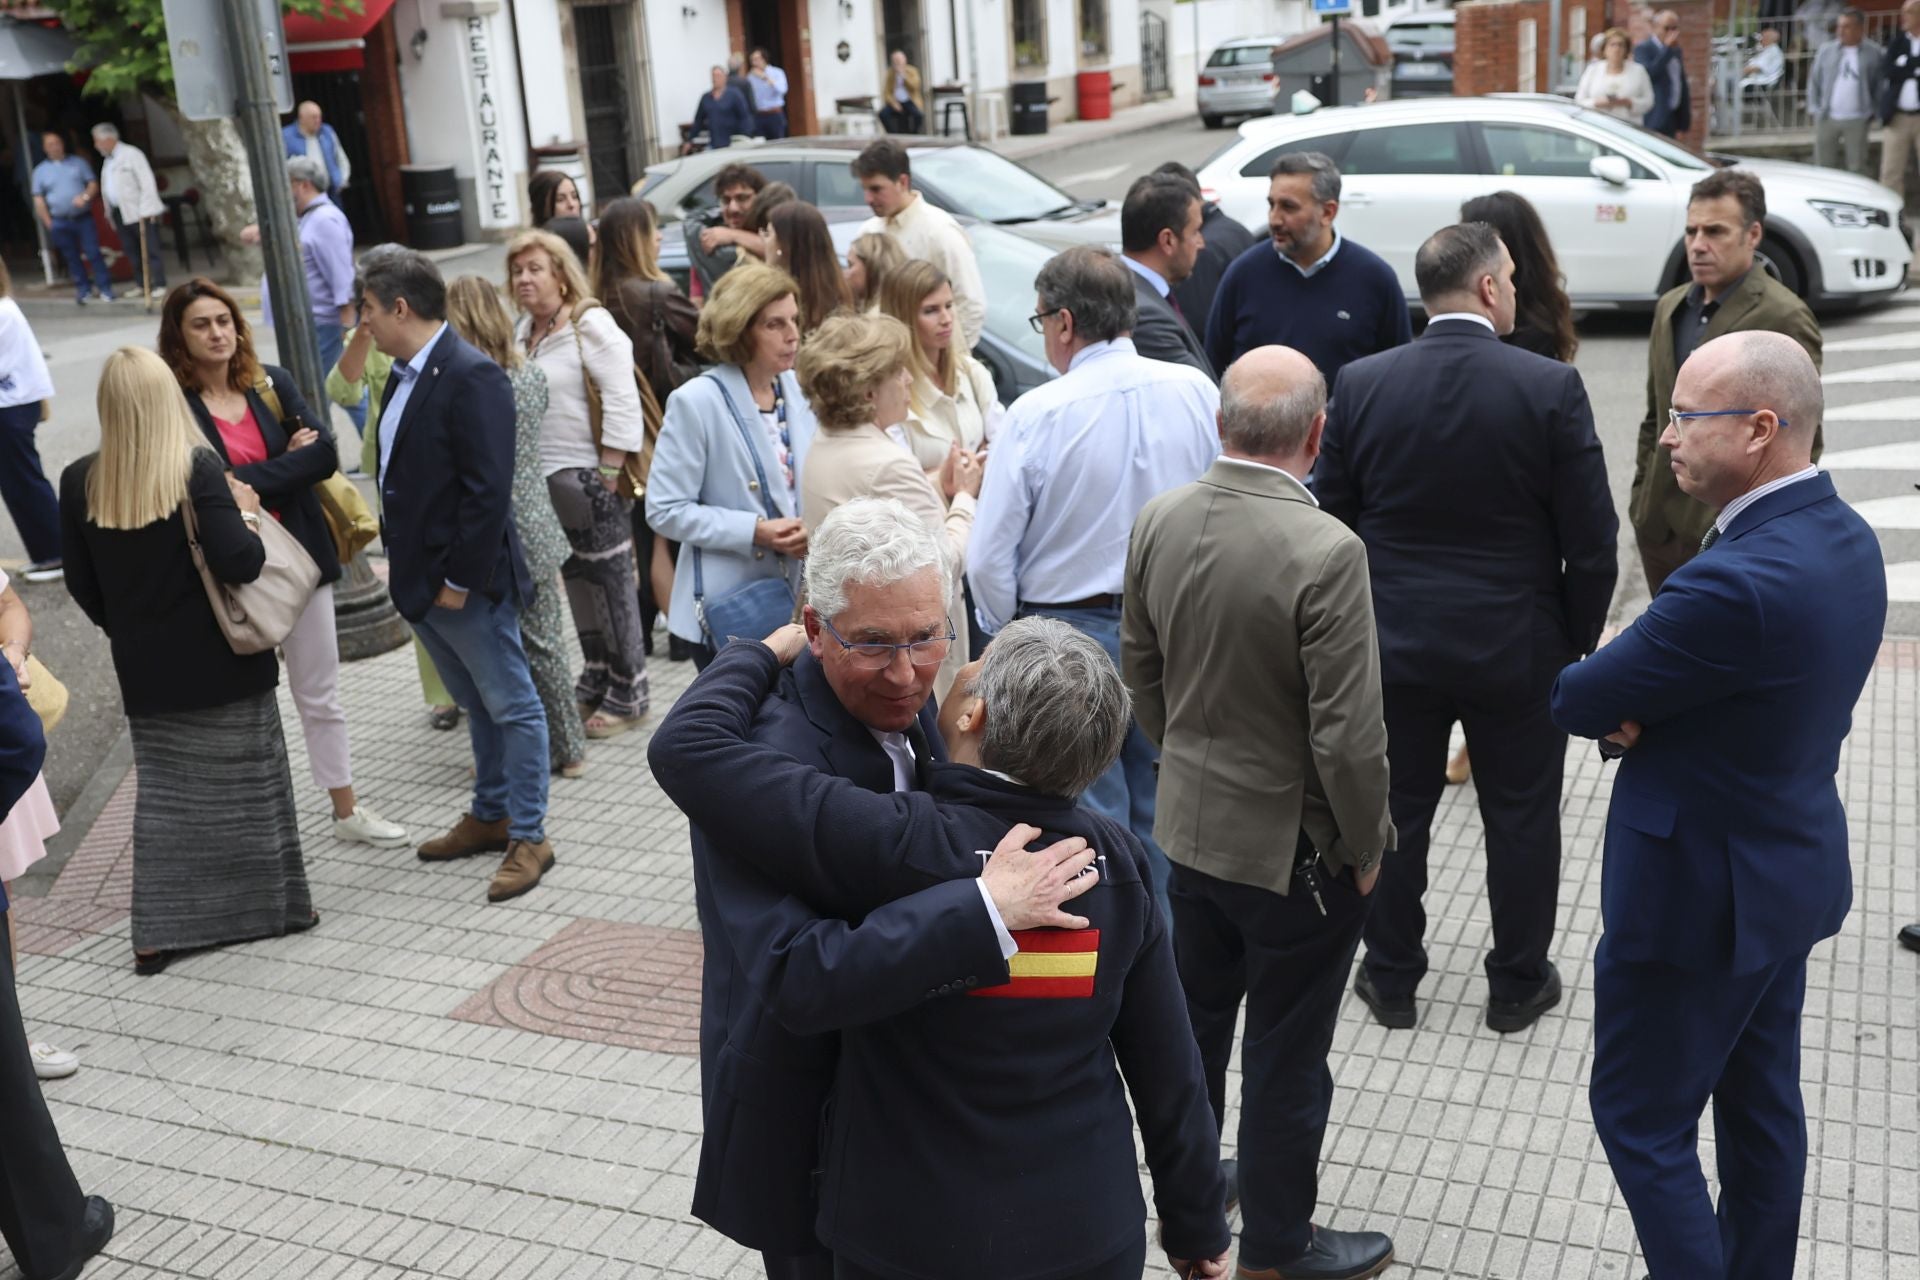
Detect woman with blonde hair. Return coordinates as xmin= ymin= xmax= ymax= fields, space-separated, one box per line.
xmin=507 ymin=227 xmax=652 ymax=737
xmin=61 ymin=347 xmax=311 ymax=975
xmin=444 ymin=275 xmax=588 ymax=777
xmin=795 ymin=311 xmax=978 ymax=699
xmin=878 ymin=258 xmax=1002 ymax=475
xmin=647 ymin=261 xmax=819 ymax=668
xmin=845 ymin=232 xmax=905 ymax=312
xmin=1575 ymin=27 xmax=1655 ymax=120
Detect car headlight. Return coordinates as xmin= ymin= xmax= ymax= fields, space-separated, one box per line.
xmin=1809 ymin=199 xmax=1892 ymax=228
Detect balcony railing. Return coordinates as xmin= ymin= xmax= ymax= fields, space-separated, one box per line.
xmin=1710 ymin=7 xmax=1905 ymax=137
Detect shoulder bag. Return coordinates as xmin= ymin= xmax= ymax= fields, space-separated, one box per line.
xmin=255 ymin=374 xmax=378 ymax=563
xmin=22 ymin=655 xmax=67 ymax=732
xmin=572 ymin=302 xmax=661 ymax=500
xmin=692 ymin=370 xmax=799 ymax=647
xmin=180 ymin=490 xmax=322 ymax=655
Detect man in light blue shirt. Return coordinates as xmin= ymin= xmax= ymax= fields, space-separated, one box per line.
xmin=30 ymin=131 xmax=116 ymax=304
xmin=747 ymin=47 xmax=790 ymax=138
xmin=969 ymin=246 xmax=1220 ymax=920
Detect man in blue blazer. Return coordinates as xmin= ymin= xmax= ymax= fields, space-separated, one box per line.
xmin=649 ymin=500 xmax=1109 ymax=1279
xmin=1636 ymin=11 xmax=1692 ymax=137
xmin=0 ymin=663 xmax=116 ymax=1280
xmin=1551 ymin=331 xmax=1885 ymax=1280
xmin=651 ymin=608 xmax=1231 ymax=1280
xmin=357 ymin=248 xmax=553 ymax=904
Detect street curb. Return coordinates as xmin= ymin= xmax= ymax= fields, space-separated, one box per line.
xmin=985 ymin=96 xmax=1199 ymax=163
xmin=13 ymin=726 xmax=133 ymax=900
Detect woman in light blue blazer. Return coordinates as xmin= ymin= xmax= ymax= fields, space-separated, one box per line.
xmin=648 ymin=261 xmax=817 ymax=667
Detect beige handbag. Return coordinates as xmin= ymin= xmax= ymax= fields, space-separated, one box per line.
xmin=22 ymin=655 xmax=66 ymax=732
xmin=180 ymin=495 xmax=321 ymax=655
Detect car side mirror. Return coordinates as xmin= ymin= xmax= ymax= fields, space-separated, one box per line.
xmin=1590 ymin=155 xmax=1631 ymax=186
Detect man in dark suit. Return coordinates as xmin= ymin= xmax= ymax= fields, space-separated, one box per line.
xmin=0 ymin=663 xmax=115 ymax=1280
xmin=1317 ymin=222 xmax=1618 ymax=1034
xmin=356 ymin=247 xmax=553 ymax=903
xmin=1156 ymin=162 xmax=1257 ymax=350
xmin=1632 ymin=169 xmax=1821 ymax=594
xmin=1552 ymin=331 xmax=1885 ymax=1280
xmin=651 ymin=611 xmax=1231 ymax=1280
xmin=1877 ymin=0 xmax=1920 ymax=197
xmin=648 ymin=499 xmax=1104 ymax=1280
xmin=1120 ymin=172 xmax=1213 ymax=379
xmin=1636 ymin=10 xmax=1692 ymax=137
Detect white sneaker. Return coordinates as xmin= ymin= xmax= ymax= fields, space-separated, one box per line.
xmin=332 ymin=803 xmax=410 ymax=848
xmin=31 ymin=1041 xmax=79 ymax=1080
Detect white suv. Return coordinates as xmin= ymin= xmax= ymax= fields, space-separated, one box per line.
xmin=1195 ymin=94 xmax=1911 ymax=309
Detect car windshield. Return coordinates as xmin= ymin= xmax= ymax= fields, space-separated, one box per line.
xmin=1561 ymin=105 xmax=1711 ymax=170
xmin=910 ymin=147 xmax=1080 ymax=223
xmin=1387 ymin=25 xmax=1454 ymax=52
xmin=971 ymin=224 xmax=1054 ymax=367
xmin=1208 ymin=44 xmax=1276 ymax=66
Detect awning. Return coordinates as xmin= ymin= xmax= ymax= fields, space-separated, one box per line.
xmin=0 ymin=15 xmax=75 ymax=81
xmin=284 ymin=0 xmax=395 ymax=74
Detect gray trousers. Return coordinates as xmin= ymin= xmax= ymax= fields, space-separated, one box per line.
xmin=1814 ymin=114 xmax=1872 ymax=175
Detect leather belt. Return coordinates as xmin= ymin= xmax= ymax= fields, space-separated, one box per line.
xmin=1023 ymin=593 xmax=1120 ymax=611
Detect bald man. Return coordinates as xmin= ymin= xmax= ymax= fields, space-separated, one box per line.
xmin=1124 ymin=346 xmax=1396 ymax=1280
xmin=282 ymin=100 xmax=350 ymax=195
xmin=1552 ymin=331 xmax=1886 ymax=1280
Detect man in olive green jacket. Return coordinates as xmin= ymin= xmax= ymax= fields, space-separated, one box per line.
xmin=1633 ymin=169 xmax=1822 ymax=593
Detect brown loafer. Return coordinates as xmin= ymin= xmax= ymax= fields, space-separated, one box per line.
xmin=418 ymin=813 xmax=510 ymax=862
xmin=488 ymin=838 xmax=555 ymax=902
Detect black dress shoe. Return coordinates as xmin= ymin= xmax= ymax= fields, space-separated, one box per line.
xmin=668 ymin=635 xmax=694 ymax=663
xmin=1900 ymin=923 xmax=1920 ymax=953
xmin=1221 ymin=1157 xmax=1239 ymax=1213
xmin=1486 ymin=961 xmax=1563 ymax=1034
xmin=1238 ymin=1225 xmax=1394 ymax=1279
xmin=47 ymin=1195 xmax=114 ymax=1280
xmin=1353 ymin=969 xmax=1415 ymax=1029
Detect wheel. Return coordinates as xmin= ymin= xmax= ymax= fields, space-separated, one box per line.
xmin=1756 ymin=234 xmax=1805 ymax=297
xmin=1201 ymin=113 xmax=1224 ymax=129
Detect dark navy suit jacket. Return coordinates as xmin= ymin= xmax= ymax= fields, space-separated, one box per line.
xmin=651 ymin=641 xmax=1228 ymax=1277
xmin=1551 ymin=473 xmax=1885 ymax=972
xmin=375 ymin=327 xmax=529 ymax=622
xmin=648 ymin=646 xmax=1010 ymax=1255
xmin=1316 ymin=318 xmax=1618 ymax=702
xmin=0 ymin=662 xmax=48 ymax=915
xmin=1635 ymin=36 xmax=1692 ymax=135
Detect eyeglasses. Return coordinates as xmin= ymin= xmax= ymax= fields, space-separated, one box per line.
xmin=1028 ymin=307 xmax=1065 ymax=334
xmin=821 ymin=616 xmax=956 ymax=670
xmin=1666 ymin=408 xmax=1786 ymax=435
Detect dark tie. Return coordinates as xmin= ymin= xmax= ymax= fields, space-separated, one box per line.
xmin=904 ymin=720 xmax=933 ymax=791
xmin=1168 ymin=292 xmax=1184 ymax=319
xmin=1699 ymin=524 xmax=1721 ymax=553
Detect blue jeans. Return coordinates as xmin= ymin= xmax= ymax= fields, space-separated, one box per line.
xmin=0 ymin=402 xmax=62 ymax=563
xmin=314 ymin=320 xmax=366 ymax=437
xmin=412 ymin=593 xmax=551 ymax=842
xmin=1017 ymin=602 xmax=1171 ymax=924
xmin=46 ymin=216 xmax=113 ymax=300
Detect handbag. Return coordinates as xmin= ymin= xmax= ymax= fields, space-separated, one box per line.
xmin=692 ymin=370 xmax=799 ymax=647
xmin=572 ymin=302 xmax=659 ymax=500
xmin=254 ymin=375 xmax=378 ymax=564
xmin=180 ymin=491 xmax=322 ymax=656
xmin=22 ymin=655 xmax=66 ymax=732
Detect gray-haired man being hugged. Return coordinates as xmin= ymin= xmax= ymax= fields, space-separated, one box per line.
xmin=1124 ymin=345 xmax=1395 ymax=1280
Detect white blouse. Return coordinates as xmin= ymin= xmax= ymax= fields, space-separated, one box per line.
xmin=1575 ymin=60 xmax=1656 ymax=121
xmin=517 ymin=304 xmax=647 ymax=476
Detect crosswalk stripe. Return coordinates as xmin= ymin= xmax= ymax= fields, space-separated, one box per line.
xmin=1822 ymin=442 xmax=1920 ymax=469
xmin=1826 ymin=331 xmax=1920 ymax=353
xmin=1887 ymin=562 xmax=1920 ymax=603
xmin=1851 ymin=494 xmax=1920 ymax=529
xmin=1827 ymin=396 xmax=1920 ymax=422
xmin=1824 ymin=360 xmax=1920 ymax=385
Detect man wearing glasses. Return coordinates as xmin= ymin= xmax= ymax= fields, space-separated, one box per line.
xmin=654 ymin=498 xmax=1100 ymax=1280
xmin=1631 ymin=169 xmax=1821 ymax=593
xmin=1553 ymin=330 xmax=1885 ymax=1280
xmin=970 ymin=246 xmax=1221 ymax=922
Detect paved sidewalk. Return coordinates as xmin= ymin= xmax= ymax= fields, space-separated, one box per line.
xmin=6 ymin=623 xmax=1917 ymax=1280
xmin=985 ymin=95 xmax=1197 ymax=163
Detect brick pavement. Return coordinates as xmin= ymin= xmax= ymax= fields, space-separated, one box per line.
xmin=6 ymin=628 xmax=1917 ymax=1280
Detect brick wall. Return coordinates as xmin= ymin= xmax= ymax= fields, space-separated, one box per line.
xmin=1455 ymin=0 xmax=1708 ymax=151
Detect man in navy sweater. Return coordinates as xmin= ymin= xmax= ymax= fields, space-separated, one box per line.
xmin=1204 ymin=152 xmax=1410 ymax=382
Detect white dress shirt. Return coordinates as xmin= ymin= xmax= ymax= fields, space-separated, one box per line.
xmin=1424 ymin=311 xmax=1497 ymax=332
xmin=303 ymin=129 xmax=351 ymax=189
xmin=1216 ymin=455 xmax=1319 ymax=505
xmin=99 ymin=142 xmax=166 ymax=222
xmin=1714 ymin=465 xmax=1819 ymax=535
xmin=1122 ymin=254 xmax=1171 ymax=297
xmin=968 ymin=338 xmax=1220 ymax=633
xmin=1903 ymin=37 xmax=1920 ymax=112
xmin=377 ymin=322 xmax=447 ymax=481
xmin=1282 ymin=228 xmax=1343 ymax=279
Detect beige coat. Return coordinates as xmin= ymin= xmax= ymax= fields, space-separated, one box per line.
xmin=800 ymin=424 xmax=976 ymax=701
xmin=1123 ymin=458 xmax=1394 ymax=896
xmin=901 ymin=355 xmax=1000 ymax=473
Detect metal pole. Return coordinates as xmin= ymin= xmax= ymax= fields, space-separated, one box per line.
xmin=222 ymin=0 xmax=326 ymax=417
xmin=1329 ymin=13 xmax=1341 ymax=106
xmin=14 ymin=83 xmax=54 ymax=286
xmin=1548 ymin=0 xmax=1563 ymax=93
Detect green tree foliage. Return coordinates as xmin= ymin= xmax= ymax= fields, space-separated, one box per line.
xmin=43 ymin=0 xmax=342 ymax=100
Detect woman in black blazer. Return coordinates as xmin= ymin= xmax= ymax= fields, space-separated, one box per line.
xmin=62 ymin=347 xmax=310 ymax=973
xmin=159 ymin=278 xmax=408 ymax=851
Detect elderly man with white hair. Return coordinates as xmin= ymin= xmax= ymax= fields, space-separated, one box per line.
xmin=1553 ymin=330 xmax=1886 ymax=1280
xmin=649 ymin=497 xmax=1130 ymax=1280
xmin=90 ymin=123 xmax=167 ymax=298
xmin=653 ymin=498 xmax=1232 ymax=1280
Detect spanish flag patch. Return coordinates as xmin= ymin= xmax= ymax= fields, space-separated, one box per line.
xmin=969 ymin=929 xmax=1100 ymax=999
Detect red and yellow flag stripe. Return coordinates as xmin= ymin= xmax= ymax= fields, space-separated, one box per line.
xmin=969 ymin=929 xmax=1100 ymax=999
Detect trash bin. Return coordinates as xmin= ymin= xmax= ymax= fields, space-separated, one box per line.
xmin=1076 ymin=70 xmax=1113 ymax=121
xmin=401 ymin=165 xmax=463 ymax=250
xmin=1011 ymin=81 xmax=1050 ymax=135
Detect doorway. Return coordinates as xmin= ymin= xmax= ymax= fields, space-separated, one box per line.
xmin=736 ymin=0 xmax=814 ymax=133
xmin=881 ymin=0 xmax=926 ymax=74
xmin=573 ymin=2 xmax=648 ymax=205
